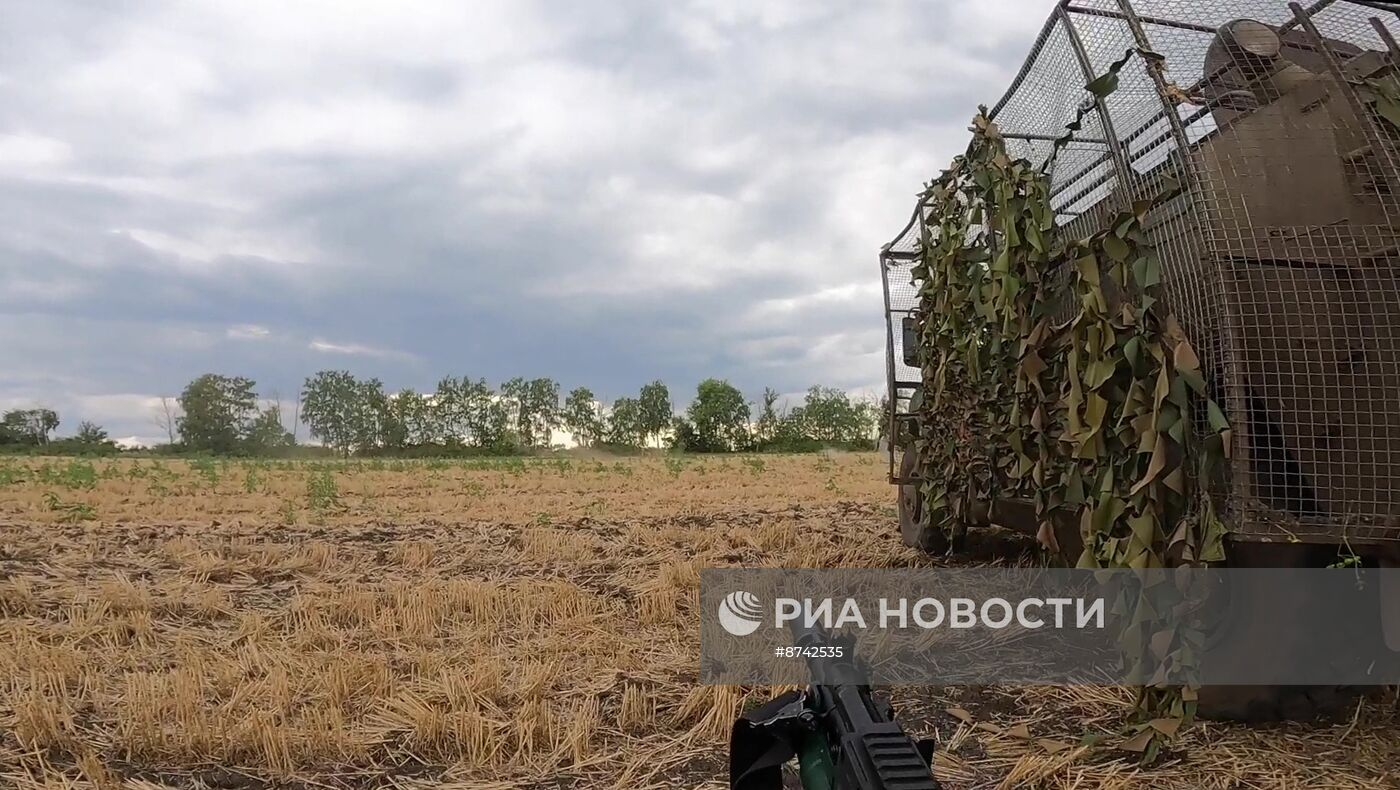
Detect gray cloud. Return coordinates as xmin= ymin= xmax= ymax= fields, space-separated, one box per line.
xmin=0 ymin=0 xmax=1051 ymax=439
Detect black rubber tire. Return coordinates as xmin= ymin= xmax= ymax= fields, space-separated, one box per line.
xmin=1195 ymin=543 xmax=1368 ymax=722
xmin=897 ymin=451 xmax=950 ymax=554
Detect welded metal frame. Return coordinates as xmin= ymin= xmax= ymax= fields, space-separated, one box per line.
xmin=881 ymin=0 xmax=1400 ymax=545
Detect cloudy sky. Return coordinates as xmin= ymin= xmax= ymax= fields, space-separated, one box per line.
xmin=0 ymin=0 xmax=1047 ymax=443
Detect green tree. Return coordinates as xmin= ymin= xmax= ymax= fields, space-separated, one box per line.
xmin=637 ymin=380 xmax=672 ymax=447
xmin=394 ymin=389 xmax=437 ymax=446
xmin=1 ymin=408 xmax=60 ymax=445
xmin=606 ymin=397 xmax=644 ymax=447
xmin=561 ymin=387 xmax=604 ymax=447
xmin=528 ymin=377 xmax=561 ymax=447
xmin=678 ymin=379 xmax=750 ymax=452
xmin=178 ymin=374 xmax=257 ymax=453
xmin=355 ymin=378 xmax=397 ymax=452
xmin=434 ymin=376 xmax=500 ymax=447
xmin=301 ymin=370 xmax=361 ymax=457
xmin=796 ymin=386 xmax=869 ymax=443
xmin=245 ymin=405 xmax=293 ymax=451
xmin=755 ymin=387 xmax=783 ymax=444
xmin=501 ymin=377 xmax=560 ymax=447
xmin=75 ymin=421 xmax=110 ymax=445
xmin=475 ymin=397 xmax=513 ymax=450
xmin=2 ymin=406 xmax=57 ymax=445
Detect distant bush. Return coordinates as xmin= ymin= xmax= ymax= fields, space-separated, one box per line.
xmin=0 ymin=439 xmax=119 ymax=457
xmin=356 ymin=442 xmax=520 ymax=459
xmin=753 ymin=438 xmax=875 ymax=454
xmin=586 ymin=442 xmax=646 ymax=456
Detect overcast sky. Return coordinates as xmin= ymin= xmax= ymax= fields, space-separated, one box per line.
xmin=0 ymin=0 xmax=1047 ymax=443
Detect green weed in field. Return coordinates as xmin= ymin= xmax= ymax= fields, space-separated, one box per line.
xmin=43 ymin=492 xmax=96 ymax=523
xmin=57 ymin=460 xmax=97 ymax=489
xmin=305 ymin=469 xmax=340 ymax=512
xmin=190 ymin=457 xmax=219 ymax=487
xmin=0 ymin=462 xmax=25 ymax=486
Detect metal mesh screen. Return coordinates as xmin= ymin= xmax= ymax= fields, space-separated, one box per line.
xmin=880 ymin=0 xmax=1400 ymax=544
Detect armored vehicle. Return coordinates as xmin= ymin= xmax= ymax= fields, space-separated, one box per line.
xmin=881 ymin=0 xmax=1400 ymax=717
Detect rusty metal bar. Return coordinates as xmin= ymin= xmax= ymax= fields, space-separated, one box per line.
xmin=1278 ymin=0 xmax=1340 ymax=34
xmin=1063 ymin=4 xmax=1217 ymax=34
xmin=1289 ymin=1 xmax=1396 ymax=212
xmin=1059 ymin=6 xmax=1136 ymax=207
xmin=1370 ymin=15 xmax=1400 ymax=62
xmin=1003 ymin=131 xmax=1108 ymax=143
xmin=879 ymin=249 xmax=900 ymax=483
xmin=1114 ymin=0 xmax=1196 ymax=187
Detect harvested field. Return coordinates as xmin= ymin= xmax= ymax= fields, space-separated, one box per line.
xmin=1 ymin=453 xmax=1397 ymax=789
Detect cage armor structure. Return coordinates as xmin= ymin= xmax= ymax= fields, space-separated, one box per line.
xmin=880 ymin=1 xmax=1400 ymax=720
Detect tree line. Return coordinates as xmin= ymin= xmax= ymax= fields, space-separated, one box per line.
xmin=0 ymin=408 xmax=114 ymax=453
xmin=2 ymin=371 xmax=883 ymax=457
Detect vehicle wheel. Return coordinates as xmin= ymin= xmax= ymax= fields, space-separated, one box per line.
xmin=897 ymin=450 xmax=950 ymax=554
xmin=1195 ymin=543 xmax=1367 ymax=722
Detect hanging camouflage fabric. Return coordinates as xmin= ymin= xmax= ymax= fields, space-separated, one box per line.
xmin=910 ymin=106 xmax=1230 ymax=760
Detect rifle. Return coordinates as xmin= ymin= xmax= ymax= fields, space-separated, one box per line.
xmin=728 ymin=621 xmax=940 ymax=790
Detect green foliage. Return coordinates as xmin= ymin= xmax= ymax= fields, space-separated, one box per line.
xmin=674 ymin=379 xmax=750 ymax=452
xmin=780 ymin=386 xmax=876 ymax=446
xmin=561 ymin=387 xmax=605 ymax=447
xmin=664 ymin=456 xmax=687 ymax=478
xmin=74 ymin=421 xmax=111 ymax=447
xmin=1 ymin=407 xmax=59 ymax=446
xmin=178 ymin=374 xmax=258 ymax=453
xmin=58 ymin=460 xmax=97 ymax=489
xmin=1362 ymin=74 xmax=1400 ymax=131
xmin=434 ymin=375 xmax=513 ymax=450
xmin=909 ymin=109 xmax=1230 ymax=737
xmin=394 ymin=388 xmax=437 ymax=445
xmin=755 ymin=388 xmax=783 ymax=445
xmin=43 ymin=492 xmax=96 ymax=522
xmin=0 ymin=462 xmax=25 ymax=486
xmin=500 ymin=377 xmax=560 ymax=448
xmin=606 ymin=397 xmax=645 ymax=447
xmin=305 ymin=469 xmax=340 ymax=512
xmin=190 ymin=457 xmax=219 ymax=487
xmin=637 ymin=381 xmax=672 ymax=446
xmin=245 ymin=405 xmax=294 ymax=453
xmin=353 ymin=378 xmax=394 ymax=452
xmin=301 ymin=371 xmax=365 ymax=457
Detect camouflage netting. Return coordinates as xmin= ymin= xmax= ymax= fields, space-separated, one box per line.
xmin=912 ymin=109 xmax=1230 ymax=570
xmin=909 ymin=106 xmax=1231 ymax=745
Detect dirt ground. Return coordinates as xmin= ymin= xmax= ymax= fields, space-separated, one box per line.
xmin=1 ymin=453 xmax=1397 ymax=789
